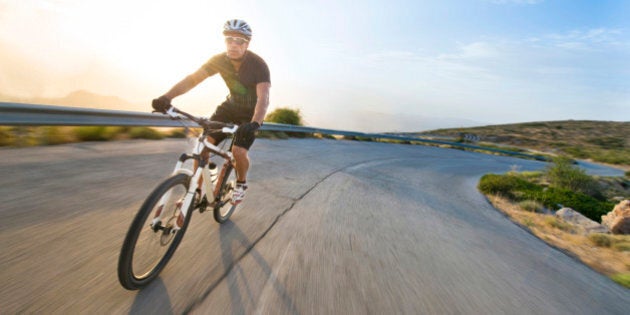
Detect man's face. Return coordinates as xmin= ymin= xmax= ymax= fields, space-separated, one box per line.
xmin=225 ymin=33 xmax=249 ymax=60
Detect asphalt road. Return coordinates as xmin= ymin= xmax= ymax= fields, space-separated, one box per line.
xmin=0 ymin=138 xmax=628 ymax=314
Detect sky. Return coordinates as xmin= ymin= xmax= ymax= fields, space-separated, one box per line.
xmin=0 ymin=0 xmax=629 ymax=132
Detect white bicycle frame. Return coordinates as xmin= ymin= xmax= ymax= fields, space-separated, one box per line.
xmin=151 ymin=108 xmax=238 ymax=232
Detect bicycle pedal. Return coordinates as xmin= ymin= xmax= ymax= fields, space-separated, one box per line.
xmin=197 ymin=196 xmax=209 ymax=213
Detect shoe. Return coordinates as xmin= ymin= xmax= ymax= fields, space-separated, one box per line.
xmin=231 ymin=183 xmax=248 ymax=205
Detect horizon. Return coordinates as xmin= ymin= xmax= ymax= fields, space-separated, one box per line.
xmin=2 ymin=89 xmax=627 ymax=134
xmin=1 ymin=0 xmax=629 ymax=132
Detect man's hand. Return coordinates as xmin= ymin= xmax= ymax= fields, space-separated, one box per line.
xmin=240 ymin=121 xmax=261 ymax=134
xmin=152 ymin=96 xmax=172 ymax=113
xmin=235 ymin=121 xmax=261 ymax=143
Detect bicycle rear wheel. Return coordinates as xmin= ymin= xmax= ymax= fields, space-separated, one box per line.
xmin=118 ymin=173 xmax=194 ymax=290
xmin=213 ymin=164 xmax=238 ymax=224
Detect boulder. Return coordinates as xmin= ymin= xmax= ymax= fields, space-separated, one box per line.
xmin=601 ymin=200 xmax=630 ymax=235
xmin=555 ymin=207 xmax=609 ymax=235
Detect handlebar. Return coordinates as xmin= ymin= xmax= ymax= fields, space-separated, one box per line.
xmin=160 ymin=106 xmax=237 ymax=132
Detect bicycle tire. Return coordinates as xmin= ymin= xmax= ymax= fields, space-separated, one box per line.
xmin=118 ymin=173 xmax=194 ymax=290
xmin=213 ymin=164 xmax=238 ymax=224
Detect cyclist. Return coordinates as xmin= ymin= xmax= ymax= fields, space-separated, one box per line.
xmin=152 ymin=19 xmax=271 ymax=205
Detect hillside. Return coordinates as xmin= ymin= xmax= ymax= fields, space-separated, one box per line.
xmin=417 ymin=120 xmax=630 ymax=167
xmin=0 ymin=90 xmax=142 ymax=111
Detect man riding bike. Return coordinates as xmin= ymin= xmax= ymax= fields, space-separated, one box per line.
xmin=152 ymin=19 xmax=271 ymax=205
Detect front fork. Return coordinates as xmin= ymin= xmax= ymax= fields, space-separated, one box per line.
xmin=151 ymin=155 xmax=202 ymax=233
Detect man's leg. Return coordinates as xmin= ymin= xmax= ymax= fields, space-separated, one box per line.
xmin=232 ymin=145 xmax=249 ymax=182
xmin=231 ymin=145 xmax=250 ymax=204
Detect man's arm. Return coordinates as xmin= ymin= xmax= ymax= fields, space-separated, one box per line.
xmin=162 ymin=68 xmax=211 ymax=100
xmin=251 ymin=82 xmax=271 ymax=125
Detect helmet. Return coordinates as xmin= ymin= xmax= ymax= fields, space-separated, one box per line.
xmin=223 ymin=19 xmax=252 ymax=39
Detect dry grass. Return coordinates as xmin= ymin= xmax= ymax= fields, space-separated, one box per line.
xmin=487 ymin=195 xmax=630 ymax=287
xmin=418 ymin=120 xmax=630 ymax=167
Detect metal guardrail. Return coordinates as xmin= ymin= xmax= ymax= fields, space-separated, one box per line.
xmin=0 ymin=102 xmax=549 ymax=161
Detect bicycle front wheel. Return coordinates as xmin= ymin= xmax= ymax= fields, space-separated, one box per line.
xmin=213 ymin=164 xmax=238 ymax=224
xmin=118 ymin=173 xmax=194 ymax=290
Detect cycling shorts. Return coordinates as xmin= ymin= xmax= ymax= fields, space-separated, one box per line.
xmin=207 ymin=101 xmax=256 ymax=150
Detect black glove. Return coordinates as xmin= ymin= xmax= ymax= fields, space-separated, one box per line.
xmin=240 ymin=121 xmax=261 ymax=134
xmin=235 ymin=121 xmax=261 ymax=142
xmin=152 ymin=96 xmax=172 ymax=113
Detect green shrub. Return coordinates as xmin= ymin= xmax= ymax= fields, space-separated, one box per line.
xmin=588 ymin=233 xmax=612 ymax=247
xmin=74 ymin=126 xmax=110 ymax=141
xmin=257 ymin=130 xmax=289 ymax=139
xmin=532 ymin=187 xmax=613 ymax=222
xmin=73 ymin=126 xmax=125 ymax=141
xmin=612 ymin=242 xmax=630 ymax=252
xmin=129 ymin=127 xmax=164 ymax=140
xmin=265 ymin=108 xmax=303 ymax=126
xmin=544 ymin=217 xmax=573 ymax=232
xmin=610 ymin=274 xmax=630 ymax=288
xmin=479 ymin=173 xmax=613 ymax=222
xmin=167 ymin=128 xmax=187 ymax=138
xmin=587 ymin=136 xmax=625 ymax=149
xmin=519 ymin=200 xmax=544 ymax=212
xmin=545 ymin=157 xmax=602 ymax=198
xmin=478 ymin=174 xmax=540 ymax=199
xmin=0 ymin=127 xmax=15 ymax=146
xmin=37 ymin=126 xmax=73 ymax=145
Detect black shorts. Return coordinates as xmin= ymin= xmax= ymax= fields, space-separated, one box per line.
xmin=207 ymin=101 xmax=256 ymax=150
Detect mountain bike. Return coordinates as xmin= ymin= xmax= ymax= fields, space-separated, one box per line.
xmin=118 ymin=106 xmax=240 ymax=290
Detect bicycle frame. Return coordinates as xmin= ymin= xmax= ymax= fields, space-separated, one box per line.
xmin=151 ymin=113 xmax=238 ymax=232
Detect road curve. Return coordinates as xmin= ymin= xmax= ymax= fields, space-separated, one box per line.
xmin=0 ymin=138 xmax=628 ymax=314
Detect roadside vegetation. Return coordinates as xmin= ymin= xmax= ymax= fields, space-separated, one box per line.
xmin=0 ymin=108 xmax=307 ymax=147
xmin=0 ymin=126 xmax=182 ymax=147
xmin=416 ymin=120 xmax=630 ymax=167
xmin=478 ymin=157 xmax=630 ymax=288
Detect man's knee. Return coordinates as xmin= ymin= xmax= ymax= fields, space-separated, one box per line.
xmin=232 ymin=145 xmax=249 ymax=159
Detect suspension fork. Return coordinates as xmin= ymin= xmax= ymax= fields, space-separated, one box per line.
xmin=151 ymin=154 xmax=202 ymax=230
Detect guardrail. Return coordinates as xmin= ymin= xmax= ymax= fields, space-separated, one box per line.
xmin=0 ymin=102 xmax=549 ymax=161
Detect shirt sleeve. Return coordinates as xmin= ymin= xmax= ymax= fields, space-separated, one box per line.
xmin=201 ymin=54 xmax=223 ymax=76
xmin=256 ymin=59 xmax=271 ymax=84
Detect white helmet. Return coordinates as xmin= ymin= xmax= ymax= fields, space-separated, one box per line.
xmin=223 ymin=19 xmax=252 ymax=39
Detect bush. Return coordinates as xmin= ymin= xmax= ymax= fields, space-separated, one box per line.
xmin=519 ymin=200 xmax=544 ymax=212
xmin=167 ymin=128 xmax=187 ymax=138
xmin=37 ymin=126 xmax=74 ymax=145
xmin=478 ymin=174 xmax=540 ymax=199
xmin=531 ymin=187 xmax=613 ymax=222
xmin=73 ymin=126 xmax=125 ymax=141
xmin=129 ymin=127 xmax=164 ymax=140
xmin=544 ymin=217 xmax=573 ymax=232
xmin=0 ymin=127 xmax=15 ymax=146
xmin=74 ymin=126 xmax=110 ymax=141
xmin=257 ymin=130 xmax=289 ymax=139
xmin=589 ymin=233 xmax=612 ymax=247
xmin=265 ymin=108 xmax=303 ymax=126
xmin=610 ymin=274 xmax=630 ymax=288
xmin=479 ymin=173 xmax=614 ymax=222
xmin=545 ymin=157 xmax=602 ymax=198
xmin=613 ymin=242 xmax=630 ymax=252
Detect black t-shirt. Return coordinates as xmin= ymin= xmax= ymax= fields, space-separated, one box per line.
xmin=202 ymin=51 xmax=270 ymax=109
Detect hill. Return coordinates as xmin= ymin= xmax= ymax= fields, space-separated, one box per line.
xmin=416 ymin=120 xmax=630 ymax=167
xmin=0 ymin=90 xmax=142 ymax=111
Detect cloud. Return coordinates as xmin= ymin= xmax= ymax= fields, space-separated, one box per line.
xmin=347 ymin=28 xmax=629 ymax=124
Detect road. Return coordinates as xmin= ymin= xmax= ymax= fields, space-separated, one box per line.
xmin=0 ymin=138 xmax=628 ymax=314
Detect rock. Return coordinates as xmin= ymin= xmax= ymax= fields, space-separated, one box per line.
xmin=555 ymin=207 xmax=610 ymax=235
xmin=601 ymin=200 xmax=630 ymax=235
